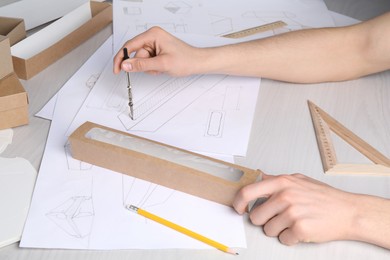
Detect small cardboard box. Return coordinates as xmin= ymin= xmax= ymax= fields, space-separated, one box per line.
xmin=0 ymin=16 xmax=26 ymax=46
xmin=0 ymin=35 xmax=28 ymax=129
xmin=69 ymin=122 xmax=261 ymax=207
xmin=12 ymin=1 xmax=112 ymax=80
xmin=0 ymin=35 xmax=14 ymax=79
xmin=0 ymin=73 xmax=29 ymax=129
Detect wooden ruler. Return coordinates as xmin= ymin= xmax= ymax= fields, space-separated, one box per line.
xmin=308 ymin=100 xmax=390 ymax=175
xmin=222 ymin=20 xmax=287 ymax=39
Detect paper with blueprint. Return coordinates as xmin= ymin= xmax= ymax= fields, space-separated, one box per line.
xmin=113 ymin=0 xmax=335 ymax=49
xmin=20 ymin=36 xmax=247 ymax=250
xmin=67 ymin=32 xmax=260 ymax=156
xmin=21 ymin=0 xmax=337 ymax=250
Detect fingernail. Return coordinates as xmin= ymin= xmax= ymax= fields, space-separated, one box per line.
xmin=123 ymin=62 xmax=132 ymax=71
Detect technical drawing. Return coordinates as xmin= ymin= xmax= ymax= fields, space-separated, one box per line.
xmin=117 ymin=75 xmax=235 ymax=133
xmin=164 ymin=1 xmax=192 ymax=14
xmin=204 ymin=85 xmax=242 ymax=137
xmin=86 ymin=70 xmax=130 ymax=112
xmin=206 ymin=111 xmax=225 ymax=137
xmin=85 ymin=73 xmax=101 ymax=89
xmin=209 ymin=14 xmax=233 ymax=35
xmin=84 ymin=70 xmax=246 ymax=142
xmin=135 ymin=22 xmax=187 ymax=33
xmin=122 ymin=175 xmax=175 ymax=210
xmin=46 ymin=196 xmax=94 ymax=239
xmin=64 ymin=141 xmax=93 ymax=171
xmin=123 ymin=6 xmax=142 ymax=15
xmin=118 ymin=75 xmax=204 ymax=131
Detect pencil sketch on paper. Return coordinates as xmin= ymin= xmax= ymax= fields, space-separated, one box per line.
xmin=85 ymin=73 xmax=101 ymax=89
xmin=164 ymin=1 xmax=192 ymax=14
xmin=208 ymin=13 xmax=233 ymax=35
xmin=119 ymin=0 xmax=199 ymax=34
xmin=136 ymin=22 xmax=188 ymax=33
xmin=122 ymin=175 xmax=175 ymax=211
xmin=123 ymin=6 xmax=142 ymax=15
xmin=85 ymin=72 xmax=241 ymax=138
xmin=46 ymin=195 xmax=95 ymax=245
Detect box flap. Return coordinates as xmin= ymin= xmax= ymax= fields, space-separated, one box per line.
xmin=0 ymin=35 xmax=14 ymax=78
xmin=0 ymin=16 xmax=26 ymax=46
xmin=0 ymin=73 xmax=28 ymax=111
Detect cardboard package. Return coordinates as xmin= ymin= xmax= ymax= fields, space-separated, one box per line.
xmin=0 ymin=35 xmax=14 ymax=78
xmin=0 ymin=16 xmax=26 ymax=46
xmin=69 ymin=122 xmax=262 ymax=207
xmin=0 ymin=73 xmax=28 ymax=129
xmin=0 ymin=36 xmax=28 ymax=130
xmin=12 ymin=1 xmax=112 ymax=80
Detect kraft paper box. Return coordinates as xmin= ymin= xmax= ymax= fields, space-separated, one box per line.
xmin=0 ymin=16 xmax=26 ymax=46
xmin=12 ymin=1 xmax=112 ymax=80
xmin=69 ymin=122 xmax=261 ymax=207
xmin=0 ymin=36 xmax=14 ymax=79
xmin=0 ymin=35 xmax=28 ymax=129
xmin=0 ymin=73 xmax=29 ymax=129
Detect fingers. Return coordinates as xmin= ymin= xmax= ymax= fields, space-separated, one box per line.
xmin=234 ymin=173 xmax=342 ymax=247
xmin=262 ymin=214 xmax=293 ymax=237
xmin=113 ymin=27 xmax=166 ymax=74
xmin=122 ymin=55 xmax=168 ymax=74
xmin=119 ymin=49 xmax=154 ymax=72
xmin=249 ymin=195 xmax=289 ymax=226
xmin=278 ymin=228 xmax=300 ymax=246
xmin=233 ymin=175 xmax=279 ymax=214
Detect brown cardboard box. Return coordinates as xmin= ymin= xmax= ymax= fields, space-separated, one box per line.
xmin=0 ymin=36 xmax=14 ymax=79
xmin=12 ymin=1 xmax=112 ymax=80
xmin=0 ymin=35 xmax=28 ymax=129
xmin=0 ymin=16 xmax=26 ymax=46
xmin=0 ymin=73 xmax=29 ymax=129
xmin=69 ymin=122 xmax=261 ymax=207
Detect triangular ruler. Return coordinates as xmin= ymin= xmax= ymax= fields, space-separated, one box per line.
xmin=308 ymin=100 xmax=390 ymax=175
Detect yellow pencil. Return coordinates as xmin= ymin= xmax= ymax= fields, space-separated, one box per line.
xmin=125 ymin=204 xmax=238 ymax=255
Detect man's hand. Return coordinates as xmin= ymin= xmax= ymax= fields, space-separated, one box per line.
xmin=233 ymin=173 xmax=360 ymax=245
xmin=113 ymin=27 xmax=204 ymax=77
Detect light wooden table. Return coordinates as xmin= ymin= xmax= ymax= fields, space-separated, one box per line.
xmin=1 ymin=1 xmax=390 ymax=259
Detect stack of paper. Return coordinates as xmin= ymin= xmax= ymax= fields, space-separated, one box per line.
xmin=21 ymin=0 xmax=336 ymax=250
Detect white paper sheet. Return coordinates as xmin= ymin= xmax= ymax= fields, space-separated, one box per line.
xmin=11 ymin=2 xmax=91 ymax=59
xmin=0 ymin=129 xmax=13 ymax=154
xmin=0 ymin=0 xmax=89 ymax=30
xmin=35 ymin=10 xmax=353 ymax=126
xmin=0 ymin=157 xmax=37 ymax=248
xmin=34 ymin=94 xmax=58 ymax=120
xmin=330 ymin=10 xmax=360 ymax=26
xmin=0 ymin=0 xmax=21 ymax=8
xmin=113 ymin=0 xmax=335 ymax=50
xmin=67 ymin=32 xmax=260 ymax=156
xmin=24 ymin=0 xmax=341 ymax=251
xmin=21 ymin=36 xmax=246 ymax=250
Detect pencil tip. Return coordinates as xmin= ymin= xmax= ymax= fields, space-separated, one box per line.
xmin=226 ymin=248 xmax=239 ymax=255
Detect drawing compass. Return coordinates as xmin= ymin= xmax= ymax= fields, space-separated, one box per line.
xmin=123 ymin=48 xmax=134 ymax=120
